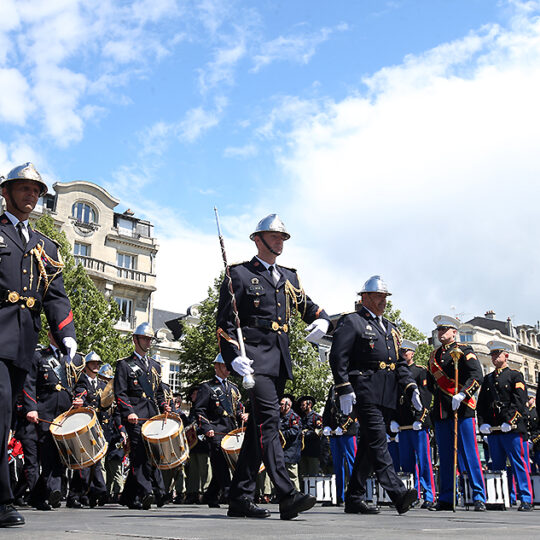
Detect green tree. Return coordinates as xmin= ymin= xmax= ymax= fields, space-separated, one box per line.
xmin=384 ymin=300 xmax=430 ymax=365
xmin=177 ymin=274 xmax=331 ymax=403
xmin=34 ymin=214 xmax=132 ymax=364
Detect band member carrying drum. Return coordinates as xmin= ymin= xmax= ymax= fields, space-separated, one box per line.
xmin=69 ymin=351 xmax=109 ymax=508
xmin=192 ymin=354 xmax=247 ymax=508
xmin=22 ymin=331 xmax=84 ymax=511
xmin=114 ymin=323 xmax=171 ymax=510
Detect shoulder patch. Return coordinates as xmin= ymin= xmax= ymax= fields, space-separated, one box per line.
xmin=277 ymin=264 xmax=297 ymax=273
xmin=229 ymin=261 xmax=248 ymax=268
xmin=515 ymin=381 xmax=525 ymax=391
xmin=34 ymin=230 xmax=60 ymax=246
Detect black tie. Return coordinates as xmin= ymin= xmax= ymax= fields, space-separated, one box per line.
xmin=268 ymin=265 xmax=277 ymax=285
xmin=16 ymin=222 xmax=27 ymax=248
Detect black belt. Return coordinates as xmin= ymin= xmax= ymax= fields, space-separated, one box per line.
xmin=360 ymin=361 xmax=396 ymax=372
xmin=0 ymin=288 xmax=41 ymax=311
xmin=249 ymin=317 xmax=288 ymax=333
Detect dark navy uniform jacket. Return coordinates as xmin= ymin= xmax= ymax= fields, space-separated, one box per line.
xmin=279 ymin=408 xmax=302 ymax=464
xmin=429 ymin=341 xmax=483 ymax=421
xmin=477 ymin=366 xmax=529 ymax=435
xmin=396 ymin=363 xmax=434 ymax=428
xmin=322 ymin=385 xmax=359 ymax=436
xmin=329 ymin=306 xmax=416 ymax=409
xmin=216 ymin=257 xmax=330 ymax=379
xmin=0 ymin=215 xmax=76 ymax=371
xmin=300 ymin=410 xmax=323 ymax=458
xmin=192 ymin=376 xmax=243 ymax=440
xmin=114 ymin=352 xmax=167 ymax=421
xmin=526 ymin=404 xmax=540 ymax=452
xmin=22 ymin=347 xmax=82 ymax=431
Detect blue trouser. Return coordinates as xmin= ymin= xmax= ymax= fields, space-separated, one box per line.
xmin=388 ymin=439 xmax=400 ymax=472
xmin=435 ymin=418 xmax=486 ymax=503
xmin=487 ymin=432 xmax=532 ymax=504
xmin=329 ymin=435 xmax=356 ymax=502
xmin=399 ymin=429 xmax=436 ymax=503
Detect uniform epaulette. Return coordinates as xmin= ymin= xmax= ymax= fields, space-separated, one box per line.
xmin=278 ymin=264 xmax=297 ymax=272
xmin=34 ymin=230 xmax=60 ymax=246
xmin=229 ymin=261 xmax=247 ymax=268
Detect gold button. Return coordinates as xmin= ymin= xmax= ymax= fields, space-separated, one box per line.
xmin=278 ymin=331 xmax=282 ymax=335
xmin=23 ymin=269 xmax=27 ymax=274
xmin=388 ymin=357 xmax=392 ymax=360
xmin=276 ymin=289 xmax=279 ymax=293
xmin=278 ymin=317 xmax=282 ymax=321
xmin=24 ymin=253 xmax=28 ymax=258
xmin=21 ymin=305 xmax=26 ymax=309
xmin=23 ymin=287 xmax=28 ymax=291
xmin=277 ymin=302 xmax=281 ymax=307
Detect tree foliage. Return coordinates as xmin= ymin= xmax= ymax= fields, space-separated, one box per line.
xmin=34 ymin=214 xmax=132 ymax=364
xmin=384 ymin=300 xmax=430 ymax=365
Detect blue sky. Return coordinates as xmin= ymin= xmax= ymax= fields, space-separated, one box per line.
xmin=1 ymin=0 xmax=540 ymax=335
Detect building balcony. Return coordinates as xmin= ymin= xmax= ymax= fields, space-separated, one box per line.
xmin=74 ymin=255 xmax=156 ymax=291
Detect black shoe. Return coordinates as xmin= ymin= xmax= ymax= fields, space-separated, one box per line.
xmin=156 ymin=494 xmax=166 ymax=508
xmin=0 ymin=505 xmax=25 ymax=527
xmin=207 ymin=501 xmax=220 ymax=508
xmin=183 ymin=494 xmax=199 ymax=505
xmin=421 ymin=500 xmax=436 ymax=510
xmin=321 ymin=501 xmax=335 ymax=507
xmin=141 ymin=493 xmax=154 ymax=510
xmin=395 ymin=489 xmax=418 ymax=515
xmin=227 ymin=497 xmax=270 ymax=518
xmin=474 ymin=501 xmax=486 ymax=512
xmin=13 ymin=497 xmax=27 ymax=507
xmin=35 ymin=501 xmax=53 ymax=511
xmin=279 ymin=491 xmax=317 ymax=520
xmin=80 ymin=496 xmax=89 ymax=507
xmin=97 ymin=493 xmax=107 ymax=507
xmin=48 ymin=490 xmax=62 ymax=508
xmin=434 ymin=501 xmax=454 ymax=511
xmin=344 ymin=500 xmax=380 ymax=514
xmin=518 ymin=502 xmax=534 ymax=512
xmin=67 ymin=499 xmax=83 ymax=509
xmin=173 ymin=494 xmax=185 ymax=505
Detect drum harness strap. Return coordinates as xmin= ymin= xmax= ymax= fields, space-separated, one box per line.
xmin=209 ymin=382 xmax=237 ymax=427
xmin=127 ymin=359 xmax=160 ymax=414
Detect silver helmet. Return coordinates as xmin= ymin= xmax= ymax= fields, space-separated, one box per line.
xmin=98 ymin=363 xmax=114 ymax=379
xmin=359 ymin=275 xmax=391 ymax=296
xmin=133 ymin=322 xmax=154 ymax=338
xmin=250 ymin=214 xmax=290 ymax=241
xmin=85 ymin=351 xmax=102 ymax=364
xmin=1 ymin=162 xmax=48 ymax=196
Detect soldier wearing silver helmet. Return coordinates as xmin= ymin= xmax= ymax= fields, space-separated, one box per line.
xmin=216 ymin=213 xmax=331 ymax=519
xmin=1 ymin=163 xmax=77 ymax=526
xmin=69 ymin=351 xmax=108 ymax=507
xmin=329 ymin=275 xmax=421 ymax=515
xmin=114 ymin=323 xmax=171 ymax=509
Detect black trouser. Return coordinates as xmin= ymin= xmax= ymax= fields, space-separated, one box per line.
xmin=229 ymin=374 xmax=295 ymax=502
xmin=0 ymin=359 xmax=27 ymax=504
xmin=346 ymin=402 xmax=407 ymax=505
xmin=69 ymin=462 xmax=107 ymax=500
xmin=14 ymin=433 xmax=39 ymax=499
xmin=205 ymin=437 xmax=231 ymax=501
xmin=31 ymin=430 xmax=65 ymax=503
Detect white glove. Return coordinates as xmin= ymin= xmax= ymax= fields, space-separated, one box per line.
xmin=305 ymin=319 xmax=330 ymax=344
xmin=501 ymin=422 xmax=512 ymax=433
xmin=339 ymin=392 xmax=356 ymax=415
xmin=394 ymin=433 xmax=399 ymax=443
xmin=390 ymin=420 xmax=400 ymax=433
xmin=451 ymin=392 xmax=466 ymax=411
xmin=386 ymin=434 xmax=391 ymax=442
xmin=322 ymin=426 xmax=332 ymax=437
xmin=412 ymin=421 xmax=422 ymax=431
xmin=411 ymin=389 xmax=422 ymax=412
xmin=335 ymin=426 xmax=343 ymax=436
xmin=231 ymin=356 xmax=254 ymax=377
xmin=479 ymin=423 xmax=491 ymax=435
xmin=62 ymin=337 xmax=77 ymax=362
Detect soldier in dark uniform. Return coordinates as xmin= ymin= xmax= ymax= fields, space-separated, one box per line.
xmin=23 ymin=333 xmax=84 ymax=510
xmin=298 ymin=396 xmax=322 ymax=479
xmin=217 ymin=214 xmax=331 ymax=520
xmin=329 ymin=276 xmax=421 ymax=515
xmin=279 ymin=394 xmax=302 ymax=490
xmin=69 ymin=351 xmax=109 ymax=508
xmin=322 ymin=385 xmax=358 ymax=505
xmin=392 ymin=340 xmax=436 ymax=509
xmin=429 ymin=315 xmax=486 ymax=511
xmin=477 ymin=340 xmax=533 ymax=511
xmin=0 ymin=163 xmax=77 ymax=527
xmin=114 ymin=323 xmax=171 ymax=510
xmin=192 ymin=354 xmax=246 ymax=507
xmin=525 ymin=397 xmax=540 ymax=474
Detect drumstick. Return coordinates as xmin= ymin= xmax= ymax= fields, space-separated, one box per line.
xmin=38 ymin=417 xmax=63 ymax=428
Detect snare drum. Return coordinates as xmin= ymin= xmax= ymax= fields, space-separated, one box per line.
xmin=50 ymin=407 xmax=108 ymax=470
xmin=221 ymin=427 xmax=265 ymax=473
xmin=184 ymin=422 xmax=199 ymax=450
xmin=141 ymin=414 xmax=189 ymax=470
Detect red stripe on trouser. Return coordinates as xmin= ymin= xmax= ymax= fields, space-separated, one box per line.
xmin=519 ymin=437 xmax=533 ymax=497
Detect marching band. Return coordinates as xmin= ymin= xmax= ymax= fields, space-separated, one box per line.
xmin=1 ymin=162 xmax=539 ymax=528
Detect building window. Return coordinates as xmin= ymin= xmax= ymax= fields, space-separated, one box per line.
xmin=74 ymin=242 xmax=90 ymax=257
xmin=524 ymin=365 xmax=531 ymax=382
xmin=72 ymin=202 xmax=96 ymax=224
xmin=117 ymin=217 xmax=134 ymax=236
xmin=169 ymin=362 xmax=181 ymax=394
xmin=117 ymin=253 xmax=136 ymax=278
xmin=114 ymin=297 xmax=133 ymax=323
xmin=459 ymin=332 xmax=473 ymax=343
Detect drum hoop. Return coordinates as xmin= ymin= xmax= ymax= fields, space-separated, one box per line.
xmin=141 ymin=414 xmax=183 ymax=443
xmin=50 ymin=407 xmax=97 ymax=438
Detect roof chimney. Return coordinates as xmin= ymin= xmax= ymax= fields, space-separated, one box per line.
xmin=485 ymin=310 xmax=495 ymax=320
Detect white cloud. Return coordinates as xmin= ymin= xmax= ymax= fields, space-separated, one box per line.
xmin=0 ymin=68 xmax=34 ymax=124
xmin=198 ymin=42 xmax=246 ymax=94
xmin=223 ymin=143 xmax=258 ymax=158
xmin=252 ymin=23 xmax=348 ymax=72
